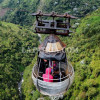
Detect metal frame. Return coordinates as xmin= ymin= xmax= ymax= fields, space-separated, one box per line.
xmin=31 ymin=11 xmax=77 ymax=36
xmin=33 ymin=61 xmax=73 ymax=82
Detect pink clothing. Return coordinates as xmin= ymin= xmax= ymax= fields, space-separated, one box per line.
xmin=53 ymin=63 xmax=56 ymax=67
xmin=43 ymin=68 xmax=53 ymax=82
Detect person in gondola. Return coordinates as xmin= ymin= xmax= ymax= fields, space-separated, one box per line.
xmin=39 ymin=59 xmax=49 ymax=75
xmin=50 ymin=61 xmax=58 ymax=73
xmin=53 ymin=67 xmax=60 ymax=82
xmin=44 ymin=59 xmax=48 ymax=68
xmin=43 ymin=68 xmax=53 ymax=82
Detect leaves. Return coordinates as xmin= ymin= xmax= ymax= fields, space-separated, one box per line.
xmin=0 ymin=21 xmax=39 ymax=99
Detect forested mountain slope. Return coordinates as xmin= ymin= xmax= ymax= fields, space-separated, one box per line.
xmin=0 ymin=21 xmax=39 ymax=99
xmin=0 ymin=0 xmax=100 ymax=100
xmin=61 ymin=8 xmax=100 ymax=100
xmin=1 ymin=0 xmax=100 ymax=26
xmin=22 ymin=8 xmax=100 ymax=100
xmin=0 ymin=0 xmax=40 ymax=26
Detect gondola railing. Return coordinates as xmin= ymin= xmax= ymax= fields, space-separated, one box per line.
xmin=32 ymin=62 xmax=74 ymax=82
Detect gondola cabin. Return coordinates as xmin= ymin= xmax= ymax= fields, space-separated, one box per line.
xmin=31 ymin=11 xmax=76 ymax=96
xmin=32 ymin=35 xmax=74 ymax=96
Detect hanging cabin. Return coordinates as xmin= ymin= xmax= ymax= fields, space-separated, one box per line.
xmin=31 ymin=11 xmax=76 ymax=96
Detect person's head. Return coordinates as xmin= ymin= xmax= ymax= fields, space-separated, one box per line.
xmin=53 ymin=61 xmax=55 ymax=63
xmin=44 ymin=59 xmax=47 ymax=62
xmin=53 ymin=61 xmax=56 ymax=67
xmin=45 ymin=68 xmax=51 ymax=74
xmin=54 ymin=67 xmax=59 ymax=72
xmin=53 ymin=63 xmax=56 ymax=67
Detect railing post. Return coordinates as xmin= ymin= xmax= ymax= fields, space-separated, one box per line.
xmin=59 ymin=61 xmax=61 ymax=82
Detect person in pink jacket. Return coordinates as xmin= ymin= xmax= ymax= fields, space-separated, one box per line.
xmin=43 ymin=68 xmax=53 ymax=82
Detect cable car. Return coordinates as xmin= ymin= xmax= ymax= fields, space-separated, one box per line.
xmin=31 ymin=11 xmax=76 ymax=96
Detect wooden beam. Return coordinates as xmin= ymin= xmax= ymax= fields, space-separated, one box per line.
xmin=31 ymin=11 xmax=77 ymax=19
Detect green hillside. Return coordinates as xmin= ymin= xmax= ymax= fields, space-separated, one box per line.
xmin=22 ymin=8 xmax=100 ymax=100
xmin=61 ymin=8 xmax=100 ymax=100
xmin=0 ymin=0 xmax=40 ymax=26
xmin=0 ymin=21 xmax=39 ymax=99
xmin=0 ymin=0 xmax=100 ymax=100
xmin=1 ymin=0 xmax=100 ymax=26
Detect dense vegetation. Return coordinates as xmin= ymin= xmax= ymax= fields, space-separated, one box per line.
xmin=0 ymin=0 xmax=100 ymax=100
xmin=0 ymin=0 xmax=100 ymax=26
xmin=22 ymin=56 xmax=50 ymax=100
xmin=61 ymin=8 xmax=100 ymax=100
xmin=0 ymin=0 xmax=40 ymax=26
xmin=42 ymin=0 xmax=100 ymax=16
xmin=0 ymin=21 xmax=39 ymax=99
xmin=22 ymin=8 xmax=100 ymax=100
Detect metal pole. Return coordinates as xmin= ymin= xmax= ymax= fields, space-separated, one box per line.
xmin=59 ymin=62 xmax=61 ymax=82
xmin=38 ymin=58 xmax=41 ymax=75
xmin=48 ymin=60 xmax=50 ymax=81
xmin=52 ymin=61 xmax=53 ymax=74
xmin=36 ymin=58 xmax=41 ymax=91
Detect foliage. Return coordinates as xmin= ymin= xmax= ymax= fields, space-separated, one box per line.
xmin=60 ymin=8 xmax=100 ymax=100
xmin=0 ymin=21 xmax=39 ymax=99
xmin=0 ymin=0 xmax=100 ymax=100
xmin=22 ymin=56 xmax=50 ymax=100
xmin=0 ymin=0 xmax=40 ymax=26
xmin=1 ymin=0 xmax=100 ymax=26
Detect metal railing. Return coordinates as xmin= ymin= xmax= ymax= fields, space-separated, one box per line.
xmin=32 ymin=62 xmax=74 ymax=82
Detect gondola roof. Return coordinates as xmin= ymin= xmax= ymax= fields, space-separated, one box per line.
xmin=39 ymin=34 xmax=66 ymax=52
xmin=38 ymin=34 xmax=66 ymax=61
